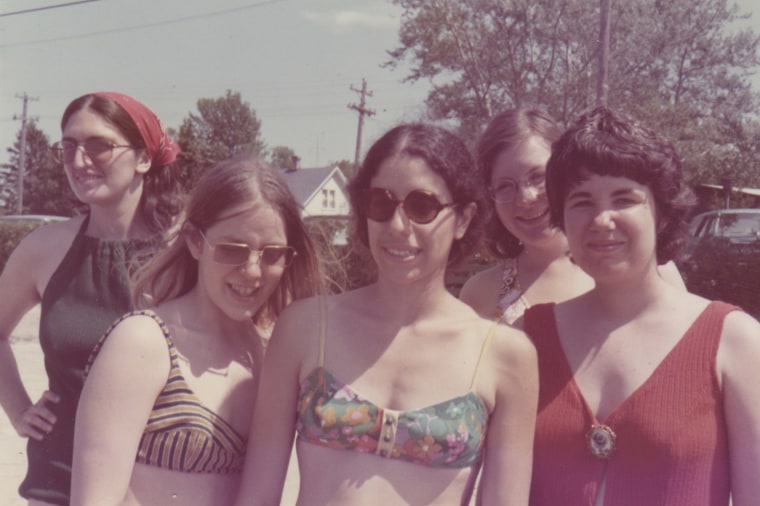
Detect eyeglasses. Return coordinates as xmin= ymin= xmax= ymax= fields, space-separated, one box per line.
xmin=198 ymin=230 xmax=297 ymax=267
xmin=51 ymin=139 xmax=135 ymax=165
xmin=490 ymin=171 xmax=546 ymax=203
xmin=365 ymin=188 xmax=456 ymax=225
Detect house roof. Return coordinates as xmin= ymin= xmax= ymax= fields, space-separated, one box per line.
xmin=279 ymin=166 xmax=346 ymax=205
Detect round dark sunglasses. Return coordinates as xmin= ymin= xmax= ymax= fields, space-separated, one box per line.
xmin=365 ymin=188 xmax=457 ymax=225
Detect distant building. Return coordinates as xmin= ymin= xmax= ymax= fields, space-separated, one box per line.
xmin=279 ymin=165 xmax=350 ymax=219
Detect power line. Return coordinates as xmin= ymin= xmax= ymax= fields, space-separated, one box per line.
xmin=0 ymin=0 xmax=101 ymax=18
xmin=0 ymin=0 xmax=286 ymax=48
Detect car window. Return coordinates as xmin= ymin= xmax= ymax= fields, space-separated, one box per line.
xmin=695 ymin=216 xmax=715 ymax=238
xmin=717 ymin=213 xmax=760 ymax=240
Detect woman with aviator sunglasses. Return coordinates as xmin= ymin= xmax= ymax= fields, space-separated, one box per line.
xmin=71 ymin=157 xmax=323 ymax=506
xmin=0 ymin=91 xmax=182 ymax=505
xmin=235 ymin=123 xmax=537 ymax=506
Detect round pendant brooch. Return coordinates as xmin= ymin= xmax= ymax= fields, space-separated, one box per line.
xmin=586 ymin=424 xmax=616 ymax=459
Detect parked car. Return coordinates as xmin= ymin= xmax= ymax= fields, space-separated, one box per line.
xmin=679 ymin=208 xmax=760 ymax=318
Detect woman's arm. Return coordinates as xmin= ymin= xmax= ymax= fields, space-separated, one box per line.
xmin=234 ymin=298 xmax=314 ymax=506
xmin=0 ymin=229 xmax=60 ymax=438
xmin=71 ymin=314 xmax=170 ymax=506
xmin=718 ymin=310 xmax=760 ymax=506
xmin=477 ymin=325 xmax=538 ymax=506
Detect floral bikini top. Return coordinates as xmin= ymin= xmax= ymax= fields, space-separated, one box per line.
xmin=295 ymin=298 xmax=496 ymax=468
xmin=497 ymin=258 xmax=530 ymax=325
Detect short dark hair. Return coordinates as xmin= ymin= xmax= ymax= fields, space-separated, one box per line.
xmin=477 ymin=108 xmax=562 ymax=259
xmin=546 ymin=106 xmax=695 ymax=263
xmin=347 ymin=123 xmax=485 ymax=267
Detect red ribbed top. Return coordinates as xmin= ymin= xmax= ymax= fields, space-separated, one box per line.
xmin=524 ymin=301 xmax=735 ymax=506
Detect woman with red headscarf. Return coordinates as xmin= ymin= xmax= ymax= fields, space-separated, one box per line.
xmin=0 ymin=92 xmax=182 ymax=505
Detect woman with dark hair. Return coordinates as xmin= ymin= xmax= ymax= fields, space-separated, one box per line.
xmin=235 ymin=123 xmax=538 ymax=506
xmin=525 ymin=106 xmax=760 ymax=506
xmin=71 ymin=157 xmax=323 ymax=506
xmin=460 ymin=108 xmax=681 ymax=327
xmin=0 ymin=91 xmax=182 ymax=505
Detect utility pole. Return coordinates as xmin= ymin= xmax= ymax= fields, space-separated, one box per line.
xmin=348 ymin=78 xmax=375 ymax=175
xmin=14 ymin=93 xmax=38 ymax=214
xmin=597 ymin=0 xmax=611 ymax=106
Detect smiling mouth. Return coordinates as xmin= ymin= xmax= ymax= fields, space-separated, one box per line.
xmin=384 ymin=247 xmax=420 ymax=259
xmin=73 ymin=172 xmax=103 ymax=183
xmin=588 ymin=241 xmax=624 ymax=250
xmin=517 ymin=208 xmax=549 ymax=222
xmin=229 ymin=283 xmax=257 ymax=297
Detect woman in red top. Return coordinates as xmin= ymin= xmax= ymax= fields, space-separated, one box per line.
xmin=524 ymin=106 xmax=760 ymax=506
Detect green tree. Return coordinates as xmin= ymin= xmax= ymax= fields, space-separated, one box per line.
xmin=387 ymin=0 xmax=760 ymax=189
xmin=175 ymin=90 xmax=266 ymax=188
xmin=3 ymin=121 xmax=77 ymax=215
xmin=332 ymin=159 xmax=354 ymax=179
xmin=270 ymin=145 xmax=298 ymax=170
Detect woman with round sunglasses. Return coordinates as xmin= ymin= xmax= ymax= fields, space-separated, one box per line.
xmin=460 ymin=108 xmax=682 ymax=327
xmin=235 ymin=123 xmax=538 ymax=506
xmin=71 ymin=157 xmax=323 ymax=506
xmin=0 ymin=91 xmax=182 ymax=505
xmin=525 ymin=107 xmax=760 ymax=506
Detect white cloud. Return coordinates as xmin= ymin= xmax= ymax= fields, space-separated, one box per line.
xmin=301 ymin=9 xmax=398 ymax=32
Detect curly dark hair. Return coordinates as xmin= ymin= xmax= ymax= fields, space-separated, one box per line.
xmin=545 ymin=106 xmax=695 ymax=264
xmin=347 ymin=123 xmax=486 ymax=267
xmin=476 ymin=108 xmax=562 ymax=259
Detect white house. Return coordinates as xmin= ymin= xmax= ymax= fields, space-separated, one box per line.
xmin=279 ymin=165 xmax=350 ymax=218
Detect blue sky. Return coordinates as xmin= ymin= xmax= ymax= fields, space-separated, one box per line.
xmin=0 ymin=0 xmax=429 ymax=167
xmin=1 ymin=0 xmax=758 ymax=170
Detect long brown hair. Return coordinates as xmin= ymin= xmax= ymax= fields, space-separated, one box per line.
xmin=132 ymin=156 xmax=324 ymax=325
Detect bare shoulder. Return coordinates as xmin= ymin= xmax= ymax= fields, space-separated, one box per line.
xmin=8 ymin=215 xmax=79 ymax=259
xmin=96 ymin=311 xmax=171 ymax=367
xmin=0 ymin=217 xmax=83 ymax=329
xmin=267 ymin=294 xmax=326 ymax=364
xmin=490 ymin=322 xmax=538 ymax=370
xmin=477 ymin=320 xmax=538 ymax=411
xmin=85 ymin=311 xmax=171 ymax=401
xmin=719 ymin=309 xmax=760 ymax=357
xmin=459 ymin=262 xmax=503 ymax=316
xmin=5 ymin=216 xmax=82 ymax=281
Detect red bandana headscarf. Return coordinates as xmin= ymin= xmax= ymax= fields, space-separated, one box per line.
xmin=93 ymin=91 xmax=180 ymax=168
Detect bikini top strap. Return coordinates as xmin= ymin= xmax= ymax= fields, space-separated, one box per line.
xmin=469 ymin=316 xmax=500 ymax=390
xmin=318 ymin=295 xmax=327 ymax=368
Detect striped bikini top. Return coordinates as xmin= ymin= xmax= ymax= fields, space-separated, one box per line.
xmin=86 ymin=310 xmax=246 ymax=474
xmin=295 ymin=298 xmax=495 ymax=468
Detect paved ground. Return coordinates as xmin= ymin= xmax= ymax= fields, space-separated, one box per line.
xmin=0 ymin=306 xmax=300 ymax=505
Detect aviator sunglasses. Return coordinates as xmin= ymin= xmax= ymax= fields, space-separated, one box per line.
xmin=51 ymin=139 xmax=136 ymax=165
xmin=198 ymin=230 xmax=297 ymax=267
xmin=365 ymin=188 xmax=457 ymax=225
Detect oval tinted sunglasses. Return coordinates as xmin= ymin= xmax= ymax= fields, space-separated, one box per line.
xmin=198 ymin=230 xmax=297 ymax=267
xmin=365 ymin=188 xmax=457 ymax=225
xmin=51 ymin=139 xmax=135 ymax=165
